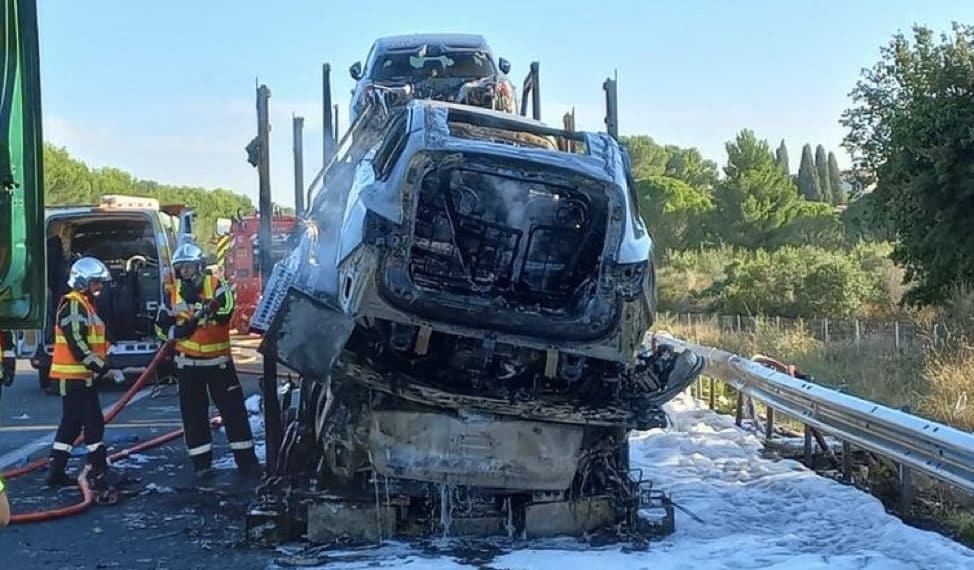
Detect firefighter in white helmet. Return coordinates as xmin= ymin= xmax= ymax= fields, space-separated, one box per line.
xmin=155 ymin=242 xmax=259 ymax=479
xmin=46 ymin=257 xmax=119 ymax=491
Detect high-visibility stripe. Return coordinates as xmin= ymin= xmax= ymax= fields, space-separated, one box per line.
xmin=60 ymin=313 xmax=88 ymax=326
xmin=55 ymin=333 xmax=106 ymax=346
xmin=188 ymin=443 xmax=212 ymax=456
xmin=52 ymin=441 xmax=72 ymax=452
xmin=177 ymin=339 xmax=231 ymax=353
xmin=229 ymin=440 xmax=254 ymax=450
xmin=174 ymin=354 xmax=229 ymax=368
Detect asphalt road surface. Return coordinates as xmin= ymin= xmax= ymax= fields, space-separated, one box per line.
xmin=0 ymin=357 xmax=275 ymax=569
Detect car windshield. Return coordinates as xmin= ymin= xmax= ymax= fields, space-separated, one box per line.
xmin=371 ymin=49 xmax=495 ymax=81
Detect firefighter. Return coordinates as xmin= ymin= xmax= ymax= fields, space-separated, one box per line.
xmin=1 ymin=330 xmax=13 ymax=525
xmin=45 ymin=257 xmax=117 ymax=491
xmin=155 ymin=242 xmax=259 ymax=479
xmin=1 ymin=330 xmax=14 ymax=388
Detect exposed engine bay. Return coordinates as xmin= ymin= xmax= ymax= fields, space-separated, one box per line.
xmin=248 ymin=96 xmax=704 ymax=544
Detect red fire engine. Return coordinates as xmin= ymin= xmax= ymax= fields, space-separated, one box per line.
xmin=216 ymin=211 xmax=297 ymax=333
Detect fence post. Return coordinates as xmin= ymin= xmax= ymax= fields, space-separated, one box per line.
xmin=708 ymin=376 xmax=715 ymax=410
xmin=775 ymin=315 xmax=780 ymax=330
xmin=854 ymin=319 xmax=861 ymax=347
xmin=736 ymin=314 xmax=742 ymax=331
xmin=894 ymin=321 xmax=901 ymax=351
xmin=824 ymin=318 xmax=830 ymax=343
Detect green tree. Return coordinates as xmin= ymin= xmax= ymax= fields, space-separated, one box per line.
xmin=775 ymin=139 xmax=790 ymax=174
xmin=770 ymin=200 xmax=844 ymax=250
xmin=635 ymin=175 xmax=714 ymax=257
xmin=815 ymin=144 xmax=832 ymax=203
xmin=840 ymin=23 xmax=974 ymax=305
xmin=42 ymin=144 xmax=254 ymax=252
xmin=620 ymin=135 xmax=718 ymax=192
xmin=827 ymin=152 xmax=847 ymax=205
xmin=797 ymin=144 xmax=821 ymax=201
xmin=620 ymin=135 xmax=669 ymax=180
xmin=710 ymin=130 xmax=801 ymax=248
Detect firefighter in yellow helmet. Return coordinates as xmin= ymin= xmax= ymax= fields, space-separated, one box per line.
xmin=155 ymin=242 xmax=259 ymax=480
xmin=46 ymin=257 xmax=118 ymax=491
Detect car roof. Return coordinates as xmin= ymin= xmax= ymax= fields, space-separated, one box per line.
xmin=372 ymin=33 xmax=489 ymax=53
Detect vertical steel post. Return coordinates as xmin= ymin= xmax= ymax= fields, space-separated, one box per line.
xmin=803 ymin=424 xmax=813 ymax=467
xmin=293 ymin=116 xmax=305 ymax=218
xmin=842 ymin=440 xmax=853 ymax=483
xmin=530 ymin=61 xmax=541 ymax=121
xmin=899 ymin=463 xmax=913 ymax=513
xmin=765 ymin=407 xmax=774 ymax=441
xmin=333 ymin=103 xmax=340 ymax=142
xmin=735 ymin=390 xmax=743 ymax=427
xmin=256 ymin=84 xmax=282 ymax=476
xmin=322 ymin=63 xmax=335 ymax=167
xmin=603 ymin=73 xmax=618 ymax=141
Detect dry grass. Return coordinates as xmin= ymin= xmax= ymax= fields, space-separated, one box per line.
xmin=656 ymin=314 xmax=973 ymax=430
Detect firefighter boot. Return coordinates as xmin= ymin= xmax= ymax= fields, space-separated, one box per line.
xmin=192 ymin=450 xmax=214 ymax=482
xmin=234 ymin=449 xmax=261 ymax=478
xmin=45 ymin=450 xmax=74 ymax=488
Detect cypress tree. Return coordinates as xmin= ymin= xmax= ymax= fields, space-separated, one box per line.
xmin=815 ymin=144 xmax=832 ymax=203
xmin=775 ymin=139 xmax=790 ymax=174
xmin=828 ymin=151 xmax=847 ymax=204
xmin=797 ymin=144 xmax=821 ymax=201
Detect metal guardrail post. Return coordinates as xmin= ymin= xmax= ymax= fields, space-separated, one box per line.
xmin=735 ymin=390 xmax=744 ymax=427
xmin=899 ymin=464 xmax=913 ymax=514
xmin=804 ymin=424 xmax=813 ymax=467
xmin=842 ymin=440 xmax=853 ymax=482
xmin=708 ymin=376 xmax=715 ymax=410
xmin=765 ymin=407 xmax=774 ymax=441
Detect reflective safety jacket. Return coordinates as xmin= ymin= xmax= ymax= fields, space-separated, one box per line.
xmin=156 ymin=273 xmax=234 ymax=366
xmin=50 ymin=291 xmax=108 ymax=381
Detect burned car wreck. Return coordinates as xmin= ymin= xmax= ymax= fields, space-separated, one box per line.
xmin=249 ymin=98 xmax=704 ymax=543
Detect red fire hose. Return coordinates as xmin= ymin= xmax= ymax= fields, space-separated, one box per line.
xmin=2 ymin=340 xmax=176 ymax=480
xmin=3 ymin=339 xmax=179 ymax=524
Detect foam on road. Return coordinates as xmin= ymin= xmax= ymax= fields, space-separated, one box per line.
xmin=273 ymin=391 xmax=974 ymax=569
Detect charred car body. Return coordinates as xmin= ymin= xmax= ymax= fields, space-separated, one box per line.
xmin=249 ymin=95 xmax=704 ymax=542
xmin=348 ymin=33 xmax=517 ymax=123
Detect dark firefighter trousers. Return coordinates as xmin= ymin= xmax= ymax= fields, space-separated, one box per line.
xmin=176 ymin=358 xmax=256 ymax=471
xmin=50 ymin=380 xmax=108 ymax=473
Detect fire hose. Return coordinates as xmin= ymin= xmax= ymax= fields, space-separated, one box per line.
xmin=1 ymin=338 xmax=179 ymax=523
xmin=2 ymin=311 xmax=281 ymax=523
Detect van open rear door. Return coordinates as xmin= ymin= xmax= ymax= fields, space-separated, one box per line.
xmin=0 ymin=0 xmax=46 ymax=330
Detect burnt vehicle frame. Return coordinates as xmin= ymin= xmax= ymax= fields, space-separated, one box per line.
xmin=244 ymin=62 xmax=702 ymax=546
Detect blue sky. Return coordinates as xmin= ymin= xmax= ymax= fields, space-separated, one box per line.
xmin=37 ymin=0 xmax=974 ymax=207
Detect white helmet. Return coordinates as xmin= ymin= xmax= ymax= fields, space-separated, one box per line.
xmin=67 ymin=257 xmax=112 ymax=290
xmin=172 ymin=242 xmax=205 ymax=274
